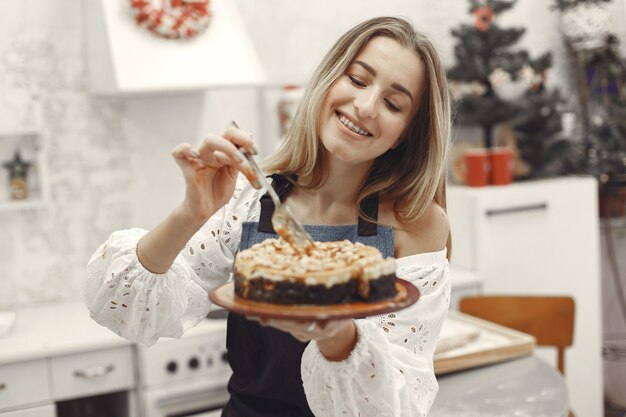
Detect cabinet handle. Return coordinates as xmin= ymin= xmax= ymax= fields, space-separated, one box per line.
xmin=73 ymin=364 xmax=115 ymax=379
xmin=485 ymin=203 xmax=548 ymax=217
xmin=0 ymin=382 xmax=6 ymax=390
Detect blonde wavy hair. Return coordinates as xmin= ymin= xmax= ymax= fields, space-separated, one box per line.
xmin=264 ymin=16 xmax=451 ymax=230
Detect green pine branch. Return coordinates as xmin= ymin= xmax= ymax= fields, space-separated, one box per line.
xmin=469 ymin=0 xmax=518 ymax=14
xmin=551 ymin=0 xmax=611 ymax=11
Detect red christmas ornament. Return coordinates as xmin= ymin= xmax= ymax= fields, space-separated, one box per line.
xmin=474 ymin=6 xmax=494 ymax=32
xmin=129 ymin=0 xmax=212 ymax=40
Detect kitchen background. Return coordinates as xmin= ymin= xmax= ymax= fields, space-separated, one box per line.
xmin=1 ymin=0 xmax=626 ymax=416
xmin=2 ymin=0 xmax=623 ymax=308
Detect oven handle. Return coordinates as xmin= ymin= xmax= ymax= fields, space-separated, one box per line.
xmin=155 ymin=387 xmax=228 ymax=408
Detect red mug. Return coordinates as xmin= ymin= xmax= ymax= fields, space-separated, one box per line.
xmin=489 ymin=147 xmax=513 ymax=185
xmin=463 ymin=149 xmax=489 ymax=187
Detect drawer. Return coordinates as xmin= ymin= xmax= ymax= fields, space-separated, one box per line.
xmin=0 ymin=403 xmax=56 ymax=417
xmin=0 ymin=359 xmax=51 ymax=411
xmin=49 ymin=346 xmax=134 ymax=401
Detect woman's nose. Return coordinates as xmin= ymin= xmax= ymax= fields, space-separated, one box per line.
xmin=354 ymin=90 xmax=378 ymax=119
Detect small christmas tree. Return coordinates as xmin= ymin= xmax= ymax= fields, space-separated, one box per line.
xmin=512 ymin=55 xmax=575 ymax=178
xmin=448 ymin=0 xmax=531 ymax=149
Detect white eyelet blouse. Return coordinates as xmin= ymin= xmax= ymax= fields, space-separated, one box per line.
xmin=85 ymin=174 xmax=451 ymax=417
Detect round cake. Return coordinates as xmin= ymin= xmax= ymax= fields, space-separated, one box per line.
xmin=233 ymin=239 xmax=397 ymax=305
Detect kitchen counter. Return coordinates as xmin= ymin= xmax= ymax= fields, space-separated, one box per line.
xmin=0 ymin=302 xmax=228 ymax=365
xmin=432 ymin=356 xmax=569 ymax=417
xmin=0 ymin=302 xmax=130 ymax=365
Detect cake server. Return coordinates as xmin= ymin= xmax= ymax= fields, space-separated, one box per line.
xmin=231 ymin=121 xmax=315 ymax=252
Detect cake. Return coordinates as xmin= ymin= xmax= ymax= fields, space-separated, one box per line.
xmin=233 ymin=239 xmax=397 ymax=305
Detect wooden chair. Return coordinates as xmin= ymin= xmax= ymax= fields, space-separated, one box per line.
xmin=459 ymin=296 xmax=576 ymax=417
xmin=458 ymin=296 xmax=575 ymax=375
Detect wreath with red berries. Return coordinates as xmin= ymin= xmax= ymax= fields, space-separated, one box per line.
xmin=129 ymin=0 xmax=212 ymax=40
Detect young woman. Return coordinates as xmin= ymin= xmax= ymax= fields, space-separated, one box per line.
xmin=86 ymin=16 xmax=451 ymax=417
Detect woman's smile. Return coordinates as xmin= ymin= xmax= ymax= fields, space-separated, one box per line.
xmin=335 ymin=111 xmax=374 ymax=139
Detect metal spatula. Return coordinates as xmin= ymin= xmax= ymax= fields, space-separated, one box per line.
xmin=247 ymin=156 xmax=315 ymax=252
xmin=232 ymin=122 xmax=315 ymax=252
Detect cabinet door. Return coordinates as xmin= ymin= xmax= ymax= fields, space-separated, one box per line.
xmin=0 ymin=404 xmax=55 ymax=417
xmin=49 ymin=346 xmax=134 ymax=401
xmin=0 ymin=359 xmax=51 ymax=411
xmin=475 ymin=186 xmax=568 ymax=293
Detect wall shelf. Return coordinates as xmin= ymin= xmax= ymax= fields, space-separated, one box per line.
xmin=0 ymin=127 xmax=50 ymax=212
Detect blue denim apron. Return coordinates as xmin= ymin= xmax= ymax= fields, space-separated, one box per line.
xmin=222 ymin=175 xmax=394 ymax=417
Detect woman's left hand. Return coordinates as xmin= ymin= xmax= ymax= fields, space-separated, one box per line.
xmin=250 ymin=318 xmax=346 ymax=342
xmin=247 ymin=317 xmax=358 ymax=361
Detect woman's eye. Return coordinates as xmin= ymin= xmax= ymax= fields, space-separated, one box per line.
xmin=385 ymin=99 xmax=401 ymax=113
xmin=348 ymin=75 xmax=366 ymax=87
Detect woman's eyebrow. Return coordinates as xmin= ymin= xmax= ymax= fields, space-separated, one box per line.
xmin=353 ymin=60 xmax=414 ymax=103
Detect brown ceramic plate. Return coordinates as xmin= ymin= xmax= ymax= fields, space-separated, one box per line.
xmin=208 ymin=278 xmax=420 ymax=320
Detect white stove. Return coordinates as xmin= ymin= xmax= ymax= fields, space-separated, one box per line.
xmin=135 ymin=308 xmax=231 ymax=417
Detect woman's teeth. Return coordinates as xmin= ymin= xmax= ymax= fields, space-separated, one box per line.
xmin=338 ymin=114 xmax=372 ymax=137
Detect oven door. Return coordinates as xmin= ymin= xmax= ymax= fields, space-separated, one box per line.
xmin=186 ymin=410 xmax=223 ymax=417
xmin=141 ymin=378 xmax=229 ymax=417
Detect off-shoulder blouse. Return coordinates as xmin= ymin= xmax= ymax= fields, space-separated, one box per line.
xmin=85 ymin=174 xmax=450 ymax=417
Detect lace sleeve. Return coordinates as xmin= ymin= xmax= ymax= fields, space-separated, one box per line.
xmin=181 ymin=175 xmax=263 ymax=292
xmin=301 ymin=250 xmax=451 ymax=417
xmin=85 ymin=174 xmax=262 ymax=346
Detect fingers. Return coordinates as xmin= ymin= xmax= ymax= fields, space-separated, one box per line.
xmin=223 ymin=125 xmax=258 ymax=156
xmin=196 ymin=134 xmax=247 ymax=166
xmin=172 ymin=142 xmax=194 ymax=161
xmin=247 ymin=316 xmax=268 ymax=326
xmin=171 ymin=123 xmax=261 ymax=189
xmin=173 ymin=138 xmax=257 ymax=188
xmin=245 ymin=316 xmax=344 ymax=343
xmin=172 ymin=143 xmax=201 ymax=171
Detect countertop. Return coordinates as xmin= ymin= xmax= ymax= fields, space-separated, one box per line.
xmin=0 ymin=301 xmax=226 ymax=365
xmin=432 ymin=356 xmax=569 ymax=417
xmin=0 ymin=302 xmax=130 ymax=365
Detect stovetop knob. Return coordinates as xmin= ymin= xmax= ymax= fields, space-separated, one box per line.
xmin=188 ymin=356 xmax=200 ymax=370
xmin=166 ymin=360 xmax=178 ymax=374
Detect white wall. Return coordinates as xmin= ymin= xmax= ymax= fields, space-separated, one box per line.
xmin=0 ymin=0 xmax=624 ymax=308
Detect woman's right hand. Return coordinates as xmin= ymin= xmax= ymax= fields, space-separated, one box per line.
xmin=171 ymin=125 xmax=259 ymax=224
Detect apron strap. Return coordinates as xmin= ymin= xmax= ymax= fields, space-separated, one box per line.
xmin=357 ymin=193 xmax=379 ymax=236
xmin=257 ymin=174 xmax=379 ymax=236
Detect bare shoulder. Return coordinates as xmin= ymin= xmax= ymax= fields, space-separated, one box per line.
xmin=380 ymin=200 xmax=450 ymax=258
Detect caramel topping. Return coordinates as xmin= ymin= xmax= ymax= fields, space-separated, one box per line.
xmin=234 ymin=239 xmax=395 ymax=286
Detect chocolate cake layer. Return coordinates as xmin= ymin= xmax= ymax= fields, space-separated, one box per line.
xmin=234 ymin=272 xmax=397 ymax=305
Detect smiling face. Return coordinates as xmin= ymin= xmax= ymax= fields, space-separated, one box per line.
xmin=318 ymin=36 xmax=426 ymax=166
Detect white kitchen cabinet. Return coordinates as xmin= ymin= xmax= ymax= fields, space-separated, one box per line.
xmin=0 ymin=404 xmax=55 ymax=417
xmin=447 ymin=176 xmax=602 ymax=417
xmin=0 ymin=359 xmax=51 ymax=411
xmin=0 ymin=303 xmax=137 ymax=417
